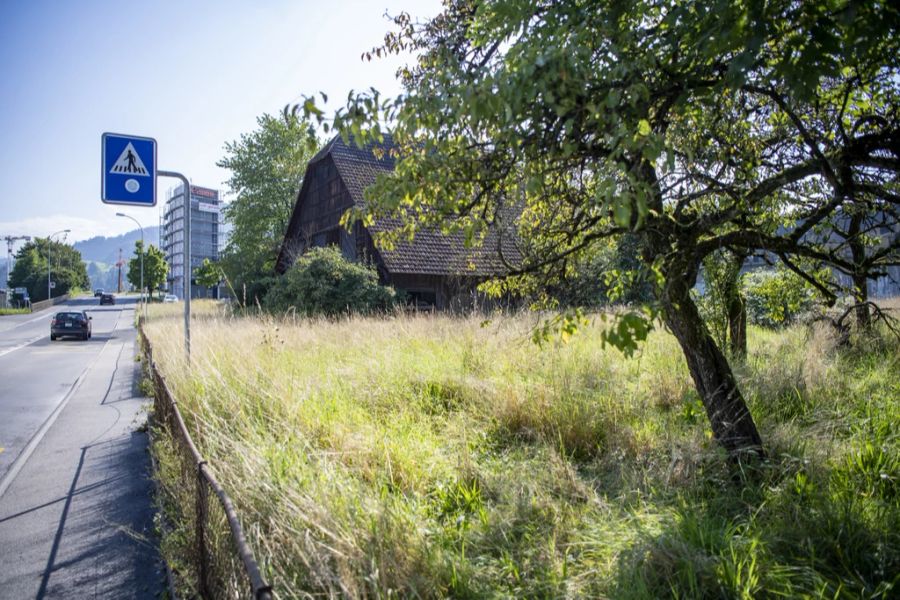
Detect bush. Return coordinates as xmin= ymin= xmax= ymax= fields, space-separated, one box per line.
xmin=553 ymin=234 xmax=655 ymax=307
xmin=743 ymin=268 xmax=817 ymax=328
xmin=264 ymin=247 xmax=399 ymax=316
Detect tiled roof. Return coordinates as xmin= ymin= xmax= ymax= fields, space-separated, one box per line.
xmin=324 ymin=134 xmax=520 ymax=277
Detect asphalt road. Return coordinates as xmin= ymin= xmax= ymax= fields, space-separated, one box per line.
xmin=0 ymin=295 xmax=162 ymax=598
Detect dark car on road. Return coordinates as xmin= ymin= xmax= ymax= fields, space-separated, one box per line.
xmin=94 ymin=288 xmax=104 ymax=297
xmin=99 ymin=293 xmax=115 ymax=305
xmin=51 ymin=311 xmax=92 ymax=341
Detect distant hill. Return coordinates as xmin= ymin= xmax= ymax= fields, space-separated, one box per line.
xmin=74 ymin=226 xmax=161 ymax=264
xmin=74 ymin=227 xmax=161 ymax=291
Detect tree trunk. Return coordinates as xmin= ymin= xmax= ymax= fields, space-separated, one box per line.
xmin=852 ymin=274 xmax=871 ymax=329
xmin=847 ymin=212 xmax=871 ymax=330
xmin=661 ymin=268 xmax=764 ymax=459
xmin=727 ymin=293 xmax=747 ymax=359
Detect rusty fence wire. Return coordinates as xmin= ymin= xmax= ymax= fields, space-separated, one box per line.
xmin=140 ymin=327 xmax=273 ymax=600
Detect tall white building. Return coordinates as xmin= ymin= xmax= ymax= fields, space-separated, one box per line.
xmin=161 ymin=184 xmax=222 ymax=299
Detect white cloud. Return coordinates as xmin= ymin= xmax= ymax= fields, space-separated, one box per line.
xmin=0 ymin=214 xmax=141 ymax=243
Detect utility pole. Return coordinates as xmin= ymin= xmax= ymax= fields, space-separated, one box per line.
xmin=48 ymin=230 xmax=70 ymax=301
xmin=116 ymin=248 xmax=124 ymax=293
xmin=116 ymin=213 xmax=144 ymax=318
xmin=3 ymin=235 xmax=31 ymax=290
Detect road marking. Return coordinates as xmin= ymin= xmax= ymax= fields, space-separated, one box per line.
xmin=0 ymin=334 xmax=45 ymax=359
xmin=0 ymin=338 xmax=111 ymax=500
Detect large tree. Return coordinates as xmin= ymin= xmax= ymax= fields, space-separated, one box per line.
xmin=297 ymin=0 xmax=900 ymax=460
xmin=9 ymin=238 xmax=89 ymax=301
xmin=217 ymin=113 xmax=320 ymax=304
xmin=127 ymin=240 xmax=168 ymax=297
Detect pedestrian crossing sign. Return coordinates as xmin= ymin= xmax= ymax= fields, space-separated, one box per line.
xmin=101 ymin=132 xmax=157 ymax=206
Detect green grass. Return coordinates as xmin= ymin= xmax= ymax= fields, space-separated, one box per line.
xmin=0 ymin=307 xmax=30 ymax=315
xmin=143 ymin=302 xmax=900 ymax=599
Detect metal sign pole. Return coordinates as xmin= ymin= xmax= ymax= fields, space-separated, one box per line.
xmin=158 ymin=170 xmax=191 ymax=363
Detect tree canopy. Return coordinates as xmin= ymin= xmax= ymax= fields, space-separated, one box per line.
xmin=127 ymin=240 xmax=168 ymax=296
xmin=295 ymin=0 xmax=900 ymax=459
xmin=9 ymin=237 xmax=89 ymax=301
xmin=217 ymin=113 xmax=320 ymax=304
xmin=193 ymin=258 xmax=222 ymax=289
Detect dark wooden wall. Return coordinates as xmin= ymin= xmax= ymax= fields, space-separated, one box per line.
xmin=296 ymin=156 xmax=355 ymax=257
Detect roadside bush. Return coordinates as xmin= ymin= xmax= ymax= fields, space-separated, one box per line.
xmin=263 ymin=246 xmax=399 ymax=316
xmin=743 ymin=268 xmax=818 ymax=328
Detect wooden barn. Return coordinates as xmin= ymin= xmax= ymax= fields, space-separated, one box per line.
xmin=274 ymin=134 xmax=519 ymax=309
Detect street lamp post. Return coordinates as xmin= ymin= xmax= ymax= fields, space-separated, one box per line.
xmin=116 ymin=213 xmax=144 ymax=319
xmin=48 ymin=229 xmax=71 ymax=302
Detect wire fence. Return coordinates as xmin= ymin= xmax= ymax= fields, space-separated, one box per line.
xmin=140 ymin=327 xmax=273 ymax=600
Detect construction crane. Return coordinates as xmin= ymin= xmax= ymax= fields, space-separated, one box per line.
xmin=3 ymin=235 xmax=32 ymax=290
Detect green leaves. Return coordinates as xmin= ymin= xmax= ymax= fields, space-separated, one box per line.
xmin=531 ymin=309 xmax=590 ymax=348
xmin=599 ymin=311 xmax=655 ymax=358
xmin=217 ymin=113 xmax=320 ymax=303
xmin=127 ymin=240 xmax=167 ymax=294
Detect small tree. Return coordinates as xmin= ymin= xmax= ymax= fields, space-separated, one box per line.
xmin=698 ymin=249 xmax=749 ymax=358
xmin=194 ymin=258 xmax=222 ymax=297
xmin=127 ymin=241 xmax=167 ymax=297
xmin=264 ymin=247 xmax=398 ymax=316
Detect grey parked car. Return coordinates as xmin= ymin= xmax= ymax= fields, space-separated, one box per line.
xmin=51 ymin=311 xmax=92 ymax=341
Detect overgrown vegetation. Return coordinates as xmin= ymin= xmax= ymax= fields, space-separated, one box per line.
xmin=144 ymin=302 xmax=900 ymax=598
xmin=264 ymin=247 xmax=399 ymax=316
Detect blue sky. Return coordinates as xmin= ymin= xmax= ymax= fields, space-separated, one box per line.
xmin=0 ymin=0 xmax=440 ymax=246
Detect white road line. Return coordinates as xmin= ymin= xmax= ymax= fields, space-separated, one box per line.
xmin=0 ymin=334 xmax=45 ymax=359
xmin=0 ymin=338 xmax=111 ymax=499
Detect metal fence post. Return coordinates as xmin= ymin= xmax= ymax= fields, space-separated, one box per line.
xmin=197 ymin=462 xmax=210 ymax=598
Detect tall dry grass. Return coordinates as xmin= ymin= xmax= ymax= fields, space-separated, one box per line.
xmin=144 ymin=301 xmax=900 ymax=598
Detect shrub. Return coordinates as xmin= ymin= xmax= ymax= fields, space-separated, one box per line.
xmin=264 ymin=246 xmax=399 ymax=316
xmin=743 ymin=268 xmax=817 ymax=328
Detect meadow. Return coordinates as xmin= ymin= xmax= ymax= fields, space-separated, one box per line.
xmin=142 ymin=301 xmax=899 ymax=599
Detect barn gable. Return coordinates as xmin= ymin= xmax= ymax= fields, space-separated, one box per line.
xmin=276 ymin=134 xmax=519 ymax=308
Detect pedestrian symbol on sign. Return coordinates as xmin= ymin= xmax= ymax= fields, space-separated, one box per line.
xmin=110 ymin=142 xmax=149 ymax=176
xmin=102 ymin=132 xmax=157 ymax=206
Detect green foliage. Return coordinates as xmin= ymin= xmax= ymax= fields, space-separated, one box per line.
xmin=743 ymin=268 xmax=817 ymax=328
xmin=553 ymin=234 xmax=654 ymax=308
xmin=698 ymin=250 xmax=743 ymax=344
xmin=9 ymin=237 xmax=89 ymax=300
xmin=127 ymin=240 xmax=168 ymax=295
xmin=263 ymin=247 xmax=399 ymax=316
xmin=193 ymin=258 xmax=222 ymax=289
xmin=217 ymin=113 xmax=319 ymax=306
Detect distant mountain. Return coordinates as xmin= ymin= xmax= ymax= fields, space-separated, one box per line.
xmin=73 ymin=227 xmax=161 ymax=291
xmin=74 ymin=226 xmax=161 ymax=264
